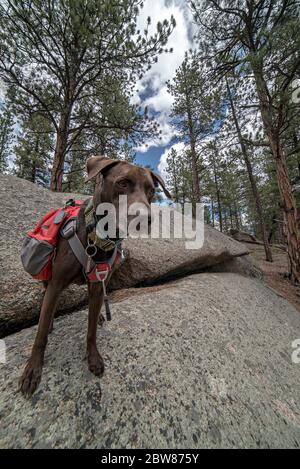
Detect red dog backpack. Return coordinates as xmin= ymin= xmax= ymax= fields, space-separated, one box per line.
xmin=21 ymin=200 xmax=83 ymax=281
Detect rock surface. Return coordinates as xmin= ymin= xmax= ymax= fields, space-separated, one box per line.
xmin=109 ymin=205 xmax=250 ymax=289
xmin=0 ymin=174 xmax=86 ymax=337
xmin=207 ymin=254 xmax=263 ymax=279
xmin=0 ymin=272 xmax=300 ymax=449
xmin=0 ymin=174 xmax=249 ymax=336
xmin=230 ymin=229 xmax=259 ymax=244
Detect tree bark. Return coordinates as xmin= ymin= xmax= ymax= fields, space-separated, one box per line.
xmin=187 ymin=107 xmax=201 ymax=214
xmin=251 ymin=66 xmax=300 ymax=282
xmin=50 ymin=70 xmax=76 ymax=192
xmin=211 ymin=199 xmax=215 ymax=227
xmin=233 ymin=201 xmax=240 ymax=230
xmin=226 ymin=77 xmax=273 ymax=262
xmin=182 ymin=72 xmax=201 ymax=214
xmin=172 ymin=153 xmax=179 ymax=203
xmin=212 ymin=146 xmax=223 ymax=232
xmin=273 ymin=144 xmax=300 ymax=283
xmin=50 ymin=106 xmax=72 ymax=191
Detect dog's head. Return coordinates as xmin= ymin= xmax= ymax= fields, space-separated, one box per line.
xmin=86 ymin=155 xmax=171 ymax=236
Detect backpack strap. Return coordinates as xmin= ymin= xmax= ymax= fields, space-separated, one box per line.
xmin=61 ymin=218 xmax=124 ymax=321
xmin=61 ymin=218 xmax=90 ymax=271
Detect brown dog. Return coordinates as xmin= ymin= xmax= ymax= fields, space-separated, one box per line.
xmin=18 ymin=155 xmax=171 ymax=397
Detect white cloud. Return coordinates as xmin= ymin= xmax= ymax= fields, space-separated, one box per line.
xmin=135 ymin=111 xmax=174 ymax=153
xmin=137 ymin=0 xmax=192 ymax=86
xmin=158 ymin=141 xmax=186 ymax=177
xmin=133 ymin=0 xmax=194 ymax=152
xmin=144 ymin=85 xmax=173 ymax=113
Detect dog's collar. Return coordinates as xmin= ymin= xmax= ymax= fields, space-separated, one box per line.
xmin=84 ymin=198 xmax=122 ymax=252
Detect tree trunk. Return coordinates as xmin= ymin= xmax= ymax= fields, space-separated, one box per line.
xmin=31 ymin=134 xmax=40 ymax=183
xmin=187 ymin=113 xmax=201 ymax=215
xmin=223 ymin=209 xmax=228 ymax=233
xmin=212 ymin=147 xmax=223 ymax=232
xmin=234 ymin=201 xmax=240 ymax=230
xmin=251 ymin=67 xmax=300 ymax=282
xmin=172 ymin=153 xmax=179 ymax=204
xmin=226 ymin=77 xmax=273 ymax=262
xmin=31 ymin=161 xmax=36 ymax=183
xmin=268 ymin=213 xmax=277 ymax=244
xmin=50 ymin=106 xmax=72 ymax=191
xmin=274 ymin=144 xmax=300 ymax=283
xmin=183 ymin=79 xmax=201 ymax=213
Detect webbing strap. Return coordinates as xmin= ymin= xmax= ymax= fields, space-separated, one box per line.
xmin=68 ymin=232 xmax=91 ymax=271
xmin=61 ymin=219 xmax=91 ymax=271
xmin=61 ymin=218 xmax=119 ymax=274
xmin=61 ymin=218 xmax=122 ymax=321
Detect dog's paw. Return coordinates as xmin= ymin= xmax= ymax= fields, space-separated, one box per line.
xmin=87 ymin=349 xmax=105 ymax=377
xmin=18 ymin=360 xmax=43 ymax=398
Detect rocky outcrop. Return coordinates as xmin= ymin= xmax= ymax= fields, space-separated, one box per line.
xmin=0 ymin=273 xmax=299 ymax=449
xmin=0 ymin=174 xmax=250 ymax=336
xmin=230 ymin=229 xmax=259 ymax=244
xmin=109 ymin=205 xmax=250 ymax=289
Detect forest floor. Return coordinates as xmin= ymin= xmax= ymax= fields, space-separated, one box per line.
xmin=244 ymin=242 xmax=300 ymax=313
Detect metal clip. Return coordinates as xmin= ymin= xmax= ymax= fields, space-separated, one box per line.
xmin=120 ymin=248 xmax=126 ymax=262
xmin=101 ymin=279 xmax=111 ymax=321
xmin=85 ymin=239 xmax=97 ymax=258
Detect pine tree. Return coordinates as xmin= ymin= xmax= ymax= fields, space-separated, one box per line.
xmin=225 ymin=75 xmax=273 ymax=261
xmin=0 ymin=104 xmax=13 ymax=172
xmin=167 ymin=52 xmax=217 ymax=213
xmin=0 ymin=1 xmax=175 ymax=191
xmin=14 ymin=114 xmax=53 ymax=185
xmin=191 ymin=0 xmax=300 ymax=283
xmin=165 ymin=147 xmax=192 ymax=206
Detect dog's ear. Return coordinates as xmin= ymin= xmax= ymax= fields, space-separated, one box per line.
xmin=85 ymin=155 xmax=120 ymax=182
xmin=151 ymin=171 xmax=172 ymax=199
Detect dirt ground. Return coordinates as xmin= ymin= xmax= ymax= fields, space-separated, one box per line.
xmin=244 ymin=242 xmax=300 ymax=313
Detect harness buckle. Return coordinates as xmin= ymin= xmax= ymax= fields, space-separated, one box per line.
xmin=60 ymin=218 xmax=77 ymax=240
xmin=95 ymin=265 xmax=110 ymax=282
xmin=65 ymin=199 xmax=75 ymax=207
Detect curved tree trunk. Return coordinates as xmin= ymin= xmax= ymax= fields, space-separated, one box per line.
xmin=251 ymin=67 xmax=300 ymax=282
xmin=273 ymin=143 xmax=300 ymax=283
xmin=226 ymin=77 xmax=273 ymax=262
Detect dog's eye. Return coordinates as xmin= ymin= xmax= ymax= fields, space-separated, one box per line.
xmin=117 ymin=179 xmax=129 ymax=189
xmin=149 ymin=187 xmax=155 ymax=198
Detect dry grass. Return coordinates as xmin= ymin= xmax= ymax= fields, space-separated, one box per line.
xmin=244 ymin=242 xmax=300 ymax=312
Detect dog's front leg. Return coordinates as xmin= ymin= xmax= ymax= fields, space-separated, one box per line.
xmin=87 ymin=282 xmax=105 ymax=377
xmin=18 ymin=281 xmax=62 ymax=397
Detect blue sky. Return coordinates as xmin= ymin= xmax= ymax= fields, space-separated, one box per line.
xmin=132 ymin=0 xmax=195 ymax=175
xmin=135 ymin=146 xmax=167 ymax=171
